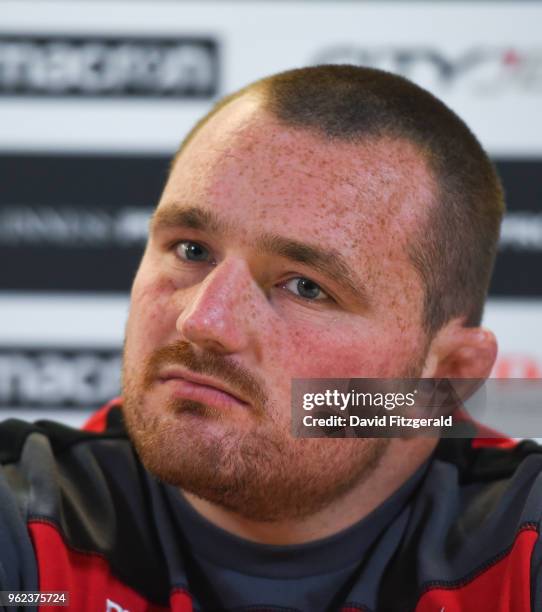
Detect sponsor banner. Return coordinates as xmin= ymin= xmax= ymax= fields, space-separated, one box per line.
xmin=312 ymin=45 xmax=542 ymax=96
xmin=0 ymin=1 xmax=541 ymax=154
xmin=490 ymin=159 xmax=542 ymax=296
xmin=493 ymin=354 xmax=542 ymax=379
xmin=0 ymin=346 xmax=121 ymax=409
xmin=0 ymin=34 xmax=219 ymax=98
xmin=292 ymin=378 xmax=542 ymax=439
xmin=0 ymin=295 xmax=125 ymax=417
xmin=0 ymin=153 xmax=166 ymax=291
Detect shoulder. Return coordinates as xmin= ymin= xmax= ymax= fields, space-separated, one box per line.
xmin=0 ymin=400 xmax=172 ymax=607
xmin=430 ymin=437 xmax=542 ymax=534
xmin=0 ymin=399 xmax=140 ymax=541
xmin=0 ymin=402 xmax=128 ymax=594
xmin=0 ymin=399 xmax=136 ymax=522
xmin=384 ymin=437 xmax=542 ymax=611
xmin=0 ymin=398 xmax=128 ymax=464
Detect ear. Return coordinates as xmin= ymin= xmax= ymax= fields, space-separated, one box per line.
xmin=422 ymin=319 xmax=498 ymax=379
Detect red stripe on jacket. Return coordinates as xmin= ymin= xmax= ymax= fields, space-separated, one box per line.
xmin=28 ymin=520 xmax=193 ymax=612
xmin=415 ymin=526 xmax=538 ymax=612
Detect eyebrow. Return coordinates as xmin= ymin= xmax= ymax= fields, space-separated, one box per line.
xmin=150 ymin=205 xmax=227 ymax=234
xmin=150 ymin=204 xmax=370 ymax=306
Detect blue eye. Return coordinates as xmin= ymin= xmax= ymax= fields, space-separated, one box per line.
xmin=176 ymin=241 xmax=210 ymax=262
xmin=284 ymin=277 xmax=328 ymax=301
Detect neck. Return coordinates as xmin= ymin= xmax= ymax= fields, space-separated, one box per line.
xmin=182 ymin=437 xmax=437 ymax=545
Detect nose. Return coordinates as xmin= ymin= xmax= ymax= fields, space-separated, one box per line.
xmin=176 ymin=257 xmax=263 ymax=355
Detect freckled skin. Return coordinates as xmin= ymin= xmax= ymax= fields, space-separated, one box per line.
xmin=122 ymin=94 xmax=441 ymax=543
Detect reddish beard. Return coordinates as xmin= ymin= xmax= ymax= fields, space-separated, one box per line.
xmin=122 ymin=340 xmax=392 ymax=521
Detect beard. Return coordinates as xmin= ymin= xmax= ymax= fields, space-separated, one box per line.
xmin=122 ymin=340 xmax=424 ymax=522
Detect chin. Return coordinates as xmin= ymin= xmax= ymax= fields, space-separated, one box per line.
xmin=123 ymin=390 xmax=390 ymax=522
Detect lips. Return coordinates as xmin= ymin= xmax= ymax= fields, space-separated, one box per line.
xmin=157 ymin=367 xmax=250 ymax=410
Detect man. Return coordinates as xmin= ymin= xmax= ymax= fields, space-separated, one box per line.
xmin=1 ymin=65 xmax=541 ymax=612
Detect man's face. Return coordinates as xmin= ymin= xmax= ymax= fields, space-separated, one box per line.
xmin=122 ymin=95 xmax=433 ymax=521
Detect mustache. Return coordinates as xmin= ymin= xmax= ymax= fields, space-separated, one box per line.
xmin=143 ymin=341 xmax=267 ymax=412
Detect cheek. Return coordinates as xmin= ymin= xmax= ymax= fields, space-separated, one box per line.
xmin=266 ymin=317 xmax=422 ymax=381
xmin=126 ymin=271 xmax=178 ymax=354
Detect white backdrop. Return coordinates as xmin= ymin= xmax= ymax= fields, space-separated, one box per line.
xmin=0 ymin=0 xmax=540 ymax=425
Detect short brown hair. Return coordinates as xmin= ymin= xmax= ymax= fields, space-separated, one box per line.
xmin=173 ymin=65 xmax=505 ymax=335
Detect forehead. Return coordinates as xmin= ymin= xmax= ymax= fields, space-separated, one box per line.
xmin=156 ymin=97 xmax=435 ymax=326
xmin=163 ymin=96 xmax=434 ymax=250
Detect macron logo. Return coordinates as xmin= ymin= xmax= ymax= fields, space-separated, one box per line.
xmin=106 ymin=599 xmax=129 ymax=612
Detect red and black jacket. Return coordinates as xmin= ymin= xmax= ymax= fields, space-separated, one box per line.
xmin=1 ymin=399 xmax=542 ymax=611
